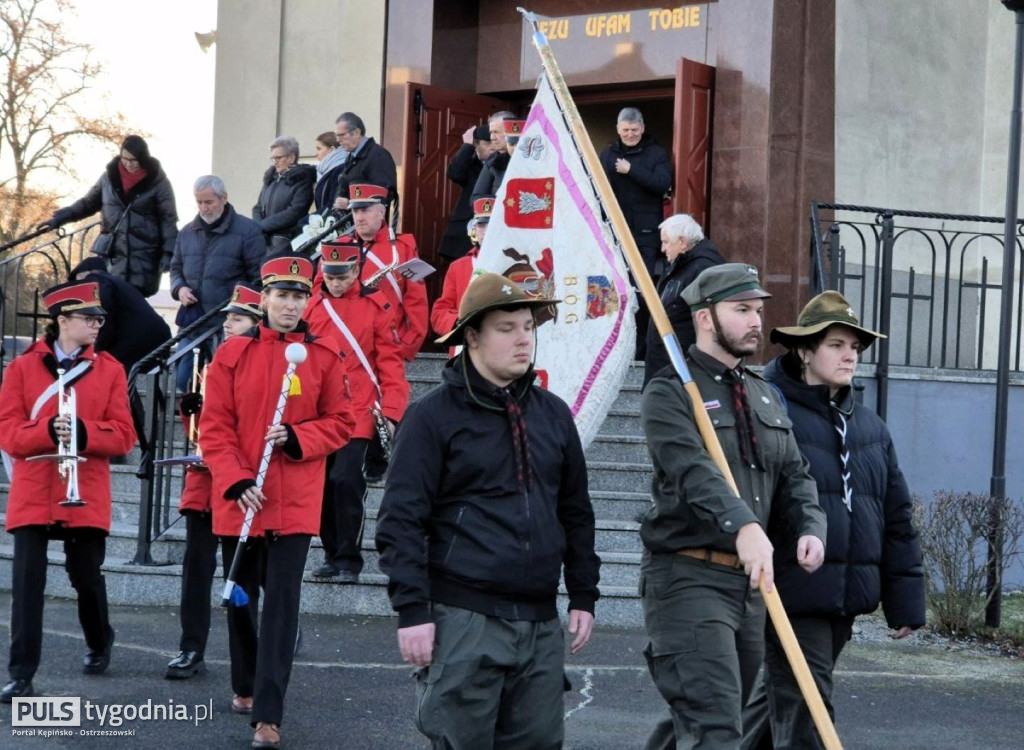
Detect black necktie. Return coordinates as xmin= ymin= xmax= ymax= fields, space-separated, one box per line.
xmin=57 ymin=358 xmax=74 ymax=373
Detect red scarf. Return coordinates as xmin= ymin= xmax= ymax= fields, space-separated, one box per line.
xmin=119 ymin=161 xmax=147 ymax=193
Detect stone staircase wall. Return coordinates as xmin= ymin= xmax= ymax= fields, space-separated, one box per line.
xmin=0 ymin=353 xmax=652 ymax=627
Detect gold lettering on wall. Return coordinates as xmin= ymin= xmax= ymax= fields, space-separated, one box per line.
xmin=585 ymin=13 xmax=632 ymax=38
xmin=565 ymin=313 xmax=579 ymax=324
xmin=537 ymin=18 xmax=570 ymax=40
xmin=565 ymin=294 xmax=579 ymax=306
xmin=563 ymin=275 xmax=580 ymax=287
xmin=648 ymin=6 xmax=701 ymax=31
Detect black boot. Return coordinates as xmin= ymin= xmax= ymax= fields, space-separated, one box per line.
xmin=165 ymin=650 xmax=206 ymax=680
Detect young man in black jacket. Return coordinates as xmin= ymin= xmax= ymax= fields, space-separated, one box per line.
xmin=376 ymin=273 xmax=601 ymax=750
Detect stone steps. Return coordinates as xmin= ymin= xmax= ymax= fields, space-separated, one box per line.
xmin=0 ymin=542 xmax=643 ymax=625
xmin=0 ymin=356 xmax=654 ymax=627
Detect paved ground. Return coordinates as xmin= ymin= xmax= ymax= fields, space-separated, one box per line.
xmin=0 ymin=592 xmax=1021 ymax=749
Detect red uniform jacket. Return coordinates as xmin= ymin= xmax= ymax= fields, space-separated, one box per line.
xmin=357 ymin=225 xmax=428 ymax=361
xmin=303 ymin=284 xmax=409 ymax=440
xmin=430 ymin=247 xmax=478 ymax=336
xmin=0 ymin=339 xmax=136 ymax=532
xmin=200 ymin=323 xmax=354 ymax=537
xmin=178 ymin=408 xmax=212 ymax=513
xmin=179 ymin=467 xmax=213 ymax=513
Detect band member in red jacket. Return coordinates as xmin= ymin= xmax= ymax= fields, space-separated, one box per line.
xmin=200 ymin=253 xmax=354 ymax=749
xmin=349 ymin=182 xmax=427 ymax=482
xmin=430 ymin=195 xmax=492 ymax=340
xmin=304 ymin=243 xmax=409 ymax=582
xmin=0 ymin=281 xmax=136 ymax=702
xmin=165 ymin=283 xmax=262 ymax=680
xmin=349 ymin=182 xmax=427 ymax=361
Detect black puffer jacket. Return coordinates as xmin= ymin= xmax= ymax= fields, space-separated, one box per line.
xmin=51 ymin=157 xmax=178 ymax=297
xmin=471 ymin=151 xmax=510 ymax=205
xmin=252 ymin=163 xmax=316 ymax=249
xmin=599 ymin=134 xmax=671 ymax=271
xmin=643 ymin=238 xmax=726 ymax=385
xmin=763 ymin=354 xmax=925 ymax=629
xmin=375 ymin=354 xmax=601 ymax=628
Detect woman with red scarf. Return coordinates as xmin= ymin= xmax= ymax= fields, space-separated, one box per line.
xmin=39 ymin=135 xmax=179 ymax=298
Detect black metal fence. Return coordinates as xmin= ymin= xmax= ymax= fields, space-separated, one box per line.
xmin=0 ymin=223 xmax=101 ymax=379
xmin=809 ymin=203 xmax=1024 ymax=415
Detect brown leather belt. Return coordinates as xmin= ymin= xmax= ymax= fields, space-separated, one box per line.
xmin=676 ymin=548 xmax=743 ymax=569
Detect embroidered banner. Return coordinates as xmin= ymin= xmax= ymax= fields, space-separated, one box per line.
xmin=477 ymin=73 xmax=635 ymax=448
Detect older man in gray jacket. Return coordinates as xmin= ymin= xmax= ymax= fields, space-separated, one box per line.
xmin=170 ymin=174 xmax=264 ymax=392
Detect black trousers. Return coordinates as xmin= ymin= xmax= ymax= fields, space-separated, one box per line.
xmin=9 ymin=525 xmax=110 ymax=681
xmin=319 ymin=438 xmax=368 ymax=573
xmin=763 ymin=615 xmax=854 ymax=749
xmin=221 ymin=533 xmax=310 ymax=727
xmin=178 ymin=511 xmax=219 ymax=654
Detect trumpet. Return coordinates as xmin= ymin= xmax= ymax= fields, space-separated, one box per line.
xmin=362 ymin=258 xmax=399 ymax=289
xmin=27 ymin=367 xmax=87 ymax=507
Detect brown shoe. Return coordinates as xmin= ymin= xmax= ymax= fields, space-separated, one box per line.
xmin=252 ymin=722 xmax=280 ymax=749
xmin=231 ymin=694 xmax=253 ymax=714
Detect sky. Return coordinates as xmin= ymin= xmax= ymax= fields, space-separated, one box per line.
xmin=56 ymin=0 xmax=217 ymax=222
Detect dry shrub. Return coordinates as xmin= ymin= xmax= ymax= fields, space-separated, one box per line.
xmin=913 ymin=491 xmax=1024 ymax=635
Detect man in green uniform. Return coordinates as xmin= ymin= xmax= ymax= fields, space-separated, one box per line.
xmin=640 ymin=263 xmax=827 ymax=749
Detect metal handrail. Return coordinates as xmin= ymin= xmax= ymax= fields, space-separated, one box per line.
xmin=809 ymin=201 xmax=1024 ymax=416
xmin=128 ymin=298 xmax=230 ymax=565
xmin=0 ymin=222 xmax=102 ymax=382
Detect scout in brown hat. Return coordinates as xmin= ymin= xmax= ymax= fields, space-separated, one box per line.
xmin=435 ymin=272 xmax=560 ymax=348
xmin=770 ymin=290 xmax=885 ymax=397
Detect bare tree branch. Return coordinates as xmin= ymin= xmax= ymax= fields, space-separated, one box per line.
xmin=0 ymin=0 xmax=127 ymax=244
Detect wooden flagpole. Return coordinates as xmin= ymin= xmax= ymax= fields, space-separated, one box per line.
xmin=517 ymin=8 xmax=842 ymax=749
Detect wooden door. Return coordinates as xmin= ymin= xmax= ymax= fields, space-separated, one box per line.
xmin=400 ymin=84 xmax=506 ymax=313
xmin=673 ymin=58 xmax=715 ymax=231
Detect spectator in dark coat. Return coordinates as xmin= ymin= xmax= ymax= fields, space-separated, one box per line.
xmin=69 ymin=257 xmax=171 ymax=374
xmin=744 ymin=291 xmax=925 ymax=749
xmin=471 ymin=111 xmax=517 ymax=205
xmin=331 ymin=113 xmax=398 ymax=211
xmin=172 ymin=175 xmax=265 ymax=392
xmin=313 ymin=131 xmax=348 ymax=215
xmin=599 ymin=108 xmax=671 ymax=360
xmin=252 ymin=135 xmax=316 ymax=252
xmin=438 ymin=124 xmax=493 ymax=261
xmin=41 ymin=135 xmax=178 ymax=298
xmin=643 ymin=214 xmax=726 ymax=385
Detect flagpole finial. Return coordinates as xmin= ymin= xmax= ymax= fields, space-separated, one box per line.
xmin=516 ymin=6 xmax=537 ymax=24
xmin=517 ymin=7 xmax=547 ymax=47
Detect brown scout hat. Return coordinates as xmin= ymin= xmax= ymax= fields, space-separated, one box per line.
xmin=770 ymin=290 xmax=885 ymax=350
xmin=435 ymin=272 xmax=560 ymax=346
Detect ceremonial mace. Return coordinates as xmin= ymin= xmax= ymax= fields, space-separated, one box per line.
xmin=518 ymin=8 xmax=842 ymax=748
xmin=221 ymin=342 xmax=307 ymax=607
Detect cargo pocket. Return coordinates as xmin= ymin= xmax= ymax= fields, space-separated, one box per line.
xmin=414 ymin=662 xmax=446 ymax=738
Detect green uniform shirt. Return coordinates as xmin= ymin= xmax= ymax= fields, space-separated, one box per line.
xmin=640 ymin=345 xmax=826 ymax=555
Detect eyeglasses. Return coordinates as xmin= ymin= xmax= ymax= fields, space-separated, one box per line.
xmin=120 ymin=155 xmax=140 ymax=165
xmin=67 ymin=314 xmax=106 ymax=328
xmin=270 ymin=154 xmax=293 ymax=162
